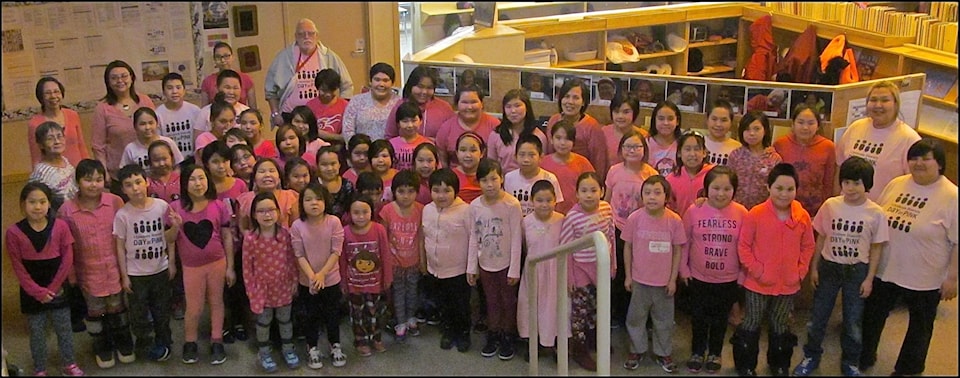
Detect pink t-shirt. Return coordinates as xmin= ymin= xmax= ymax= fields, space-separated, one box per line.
xmin=148 ymin=171 xmax=181 ymax=203
xmin=836 ymin=118 xmax=921 ymax=202
xmin=290 ymin=215 xmax=344 ymax=288
xmin=342 ymin=168 xmax=361 ymax=186
xmin=544 ymin=114 xmax=609 ymax=182
xmin=340 ymin=222 xmax=393 ymax=294
xmin=622 ymin=208 xmax=686 ymax=286
xmin=540 ymin=153 xmax=595 ymax=215
xmin=171 ymin=199 xmax=231 ymax=268
xmin=57 ymin=193 xmax=125 ymax=297
xmin=379 ymin=201 xmax=424 ymax=268
xmin=666 ymin=164 xmax=714 ymax=218
xmin=813 ymin=196 xmax=889 ymax=265
xmin=416 ymin=180 xmax=432 ymax=205
xmin=201 ymin=71 xmax=256 ymax=106
xmin=306 ymin=97 xmax=349 ymax=136
xmin=680 ymin=201 xmax=748 ymax=283
xmin=434 ymin=113 xmax=500 ymax=169
xmin=389 ymin=135 xmax=433 ymax=171
xmin=486 ymin=128 xmax=547 ymax=174
xmin=384 ymin=97 xmax=456 ymax=140
xmin=29 ymin=109 xmax=89 ymax=167
xmin=647 ymin=135 xmax=678 ymax=177
xmin=605 ymin=162 xmax=660 ymax=230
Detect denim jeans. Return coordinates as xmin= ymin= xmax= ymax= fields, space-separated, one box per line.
xmin=802 ymin=260 xmax=868 ymax=365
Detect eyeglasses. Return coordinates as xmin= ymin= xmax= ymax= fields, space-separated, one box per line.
xmin=110 ymin=73 xmax=131 ymax=82
xmin=43 ymin=90 xmax=62 ymax=96
xmin=622 ymin=144 xmax=644 ymax=151
xmin=45 ymin=134 xmax=65 ymax=142
xmin=295 ymin=30 xmax=318 ymax=38
xmin=214 ymin=53 xmax=232 ymax=61
xmin=256 ymin=208 xmax=278 ymax=215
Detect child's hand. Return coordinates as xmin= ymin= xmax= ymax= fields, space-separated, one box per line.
xmin=39 ymin=290 xmax=55 ymax=304
xmin=624 ymin=279 xmax=632 ymax=292
xmin=225 ymin=267 xmax=236 ymax=287
xmin=168 ymin=209 xmax=183 ymax=231
xmin=860 ymin=278 xmax=873 ymax=298
xmin=680 ymin=275 xmax=690 ymax=286
xmin=810 ymin=268 xmax=819 ymax=288
xmin=121 ymin=276 xmax=133 ymax=294
xmin=467 ymin=273 xmax=478 ymax=287
xmin=666 ymin=280 xmax=677 ymax=297
xmin=507 ymin=277 xmax=519 ymax=286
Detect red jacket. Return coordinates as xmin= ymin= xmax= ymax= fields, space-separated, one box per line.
xmin=738 ymin=199 xmax=815 ymax=296
xmin=776 ymin=24 xmax=819 ymax=83
xmin=744 ymin=15 xmax=777 ymax=81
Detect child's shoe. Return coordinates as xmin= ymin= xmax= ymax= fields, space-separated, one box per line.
xmin=705 ymin=354 xmax=722 ymax=373
xmin=793 ymin=356 xmax=819 ymax=376
xmin=210 ymin=343 xmax=226 ymax=365
xmin=281 ymin=348 xmax=300 ymax=369
xmin=61 ymin=363 xmax=85 ymax=376
xmin=258 ymin=350 xmax=279 ymax=373
xmin=407 ymin=320 xmax=421 ymax=336
xmin=181 ymin=342 xmax=199 ymax=364
xmin=147 ymin=344 xmax=170 ymax=362
xmin=480 ymin=331 xmax=499 ymax=357
xmin=373 ymin=340 xmax=387 ymax=353
xmin=687 ymin=353 xmax=704 ymax=373
xmin=330 ymin=343 xmax=347 ymax=367
xmin=221 ymin=329 xmax=235 ymax=344
xmin=95 ymin=349 xmax=116 ymax=368
xmin=655 ymin=354 xmax=676 ymax=373
xmin=623 ymin=353 xmax=643 ymax=370
xmin=116 ymin=345 xmax=136 ymax=364
xmin=356 ymin=345 xmax=373 ymax=357
xmin=307 ymin=346 xmax=323 ymax=369
xmin=395 ymin=324 xmax=408 ymax=343
xmin=233 ymin=325 xmax=249 ymax=341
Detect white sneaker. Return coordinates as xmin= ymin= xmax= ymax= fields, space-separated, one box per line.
xmin=307 ymin=346 xmax=323 ymax=369
xmin=330 ymin=343 xmax=347 ymax=367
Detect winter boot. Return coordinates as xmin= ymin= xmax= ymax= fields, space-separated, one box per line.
xmin=730 ymin=328 xmax=760 ymax=376
xmin=106 ymin=311 xmax=136 ymax=363
xmin=87 ymin=316 xmax=115 ymax=368
xmin=767 ymin=332 xmax=797 ymax=376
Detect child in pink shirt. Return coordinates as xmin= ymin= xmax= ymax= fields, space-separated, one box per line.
xmin=291 ymin=183 xmax=347 ymax=368
xmin=647 ymin=102 xmax=681 ymax=177
xmin=240 ymin=109 xmax=278 ymax=160
xmin=389 ymin=102 xmax=434 ymax=171
xmin=602 ymin=92 xmax=649 ymax=167
xmin=384 ymin=65 xmax=456 ymax=140
xmin=170 ymin=165 xmax=233 ymax=364
xmin=340 ymin=195 xmax=393 ymax=356
xmin=147 ymin=141 xmax=181 ymax=203
xmin=622 ymin=176 xmax=686 ymax=372
xmin=541 ymin=119 xmax=595 ymax=215
xmin=413 ymin=143 xmax=441 ymax=205
xmin=667 ymin=133 xmax=714 ymax=218
xmin=679 ymin=165 xmax=748 ymax=373
xmin=728 ymin=111 xmax=782 ymax=210
xmin=379 ymin=170 xmax=425 ymax=342
xmin=731 ymin=163 xmax=815 ymax=376
xmin=343 ymin=134 xmax=373 ymax=186
xmin=304 ymin=69 xmax=350 ymax=146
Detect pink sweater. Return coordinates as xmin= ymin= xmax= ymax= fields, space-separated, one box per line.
xmin=738 ymin=199 xmax=815 ymax=295
xmin=290 ymin=215 xmax=344 ymax=288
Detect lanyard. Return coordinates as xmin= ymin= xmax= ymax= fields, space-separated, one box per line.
xmin=296 ymin=48 xmax=317 ymax=73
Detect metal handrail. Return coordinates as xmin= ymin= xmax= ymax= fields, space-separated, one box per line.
xmin=525 ymin=230 xmax=611 ymax=376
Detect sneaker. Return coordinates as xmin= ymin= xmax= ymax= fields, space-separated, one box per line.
xmin=498 ymin=337 xmax=515 ymax=361
xmin=221 ymin=329 xmax=235 ymax=344
xmin=282 ymin=349 xmax=300 ymax=369
xmin=793 ymin=356 xmax=819 ymax=376
xmin=480 ymin=333 xmax=499 ymax=357
xmin=623 ymin=353 xmax=643 ymax=370
xmin=210 ymin=343 xmax=226 ymax=365
xmin=415 ymin=310 xmax=428 ymax=324
xmin=307 ymin=346 xmax=323 ymax=369
xmin=841 ymin=364 xmax=862 ymax=377
xmin=330 ymin=343 xmax=347 ymax=367
xmin=407 ymin=323 xmax=421 ymax=337
xmin=704 ymin=354 xmax=721 ymax=373
xmin=61 ymin=364 xmax=84 ymax=377
xmin=356 ymin=345 xmax=373 ymax=357
xmin=116 ymin=348 xmax=136 ymax=364
xmin=373 ymin=341 xmax=387 ymax=353
xmin=33 ymin=370 xmax=47 ymax=376
xmin=95 ymin=349 xmax=116 ymax=369
xmin=258 ymin=351 xmax=279 ymax=373
xmin=147 ymin=344 xmax=170 ymax=362
xmin=655 ymin=355 xmax=676 ymax=373
xmin=456 ymin=333 xmax=471 ymax=353
xmin=395 ymin=324 xmax=408 ymax=344
xmin=181 ymin=342 xmax=199 ymax=364
xmin=233 ymin=325 xmax=249 ymax=341
xmin=687 ymin=353 xmax=704 ymax=373
xmin=440 ymin=333 xmax=455 ymax=350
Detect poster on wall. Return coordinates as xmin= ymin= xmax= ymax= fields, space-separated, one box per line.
xmin=455 ymin=67 xmax=490 ymax=99
xmin=434 ymin=67 xmax=456 ymax=96
xmin=521 ymin=71 xmax=554 ymax=102
xmin=554 ymin=74 xmax=592 ymax=104
xmin=666 ymin=81 xmax=706 ymax=113
xmin=202 ymin=2 xmax=229 ymax=29
xmin=591 ymin=76 xmax=629 ymax=106
xmin=745 ymin=87 xmax=789 ymax=119
xmin=706 ymin=84 xmax=746 ymax=115
xmin=630 ymin=78 xmax=666 ymax=108
xmin=789 ymin=90 xmax=833 ymax=121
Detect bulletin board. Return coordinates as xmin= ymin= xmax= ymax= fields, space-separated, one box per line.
xmin=1 ymin=2 xmax=201 ymax=120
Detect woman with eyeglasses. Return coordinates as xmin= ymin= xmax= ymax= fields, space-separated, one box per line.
xmin=91 ymin=60 xmax=156 ymax=193
xmin=201 ymin=42 xmax=257 ymax=108
xmin=29 ymin=77 xmax=89 ymax=168
xmin=384 ymin=65 xmax=455 ymax=141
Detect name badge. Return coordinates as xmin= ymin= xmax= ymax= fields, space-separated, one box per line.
xmin=649 ymin=241 xmax=671 ymax=253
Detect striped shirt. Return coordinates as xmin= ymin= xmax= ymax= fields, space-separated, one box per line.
xmin=30 ymin=157 xmax=77 ymax=205
xmin=559 ymin=201 xmax=615 ymax=264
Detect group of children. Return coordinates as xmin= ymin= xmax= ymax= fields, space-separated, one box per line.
xmin=11 ymin=74 xmax=889 ymax=378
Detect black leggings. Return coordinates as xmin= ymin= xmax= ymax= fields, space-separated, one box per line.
xmin=297 ymin=283 xmax=343 ymax=347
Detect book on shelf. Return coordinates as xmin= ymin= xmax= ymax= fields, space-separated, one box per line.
xmin=923 ymin=68 xmax=958 ymax=99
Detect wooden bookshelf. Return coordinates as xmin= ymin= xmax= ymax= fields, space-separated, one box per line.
xmin=741 ymin=7 xmax=914 ymax=48
xmin=689 ymin=38 xmax=738 ymax=48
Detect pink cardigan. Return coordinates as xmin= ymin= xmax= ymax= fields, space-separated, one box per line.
xmin=738 ymin=199 xmax=815 ymax=296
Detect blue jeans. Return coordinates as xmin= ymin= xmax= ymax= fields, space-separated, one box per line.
xmin=802 ymin=260 xmax=867 ymax=365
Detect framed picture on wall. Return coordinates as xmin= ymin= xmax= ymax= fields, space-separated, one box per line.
xmin=233 ymin=5 xmax=258 ymax=37
xmin=237 ymin=45 xmax=261 ymax=73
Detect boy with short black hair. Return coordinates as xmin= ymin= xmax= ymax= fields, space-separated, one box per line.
xmin=155 ymin=73 xmax=202 ymax=160
xmin=503 ymin=133 xmax=564 ymax=216
xmin=793 ymin=156 xmax=888 ymax=377
xmin=113 ymin=164 xmax=180 ymax=362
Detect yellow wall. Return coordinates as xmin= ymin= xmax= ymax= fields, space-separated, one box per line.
xmin=1 ymin=1 xmax=396 ymax=181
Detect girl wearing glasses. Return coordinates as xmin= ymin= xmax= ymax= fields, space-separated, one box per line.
xmin=201 ymin=42 xmax=257 ymax=108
